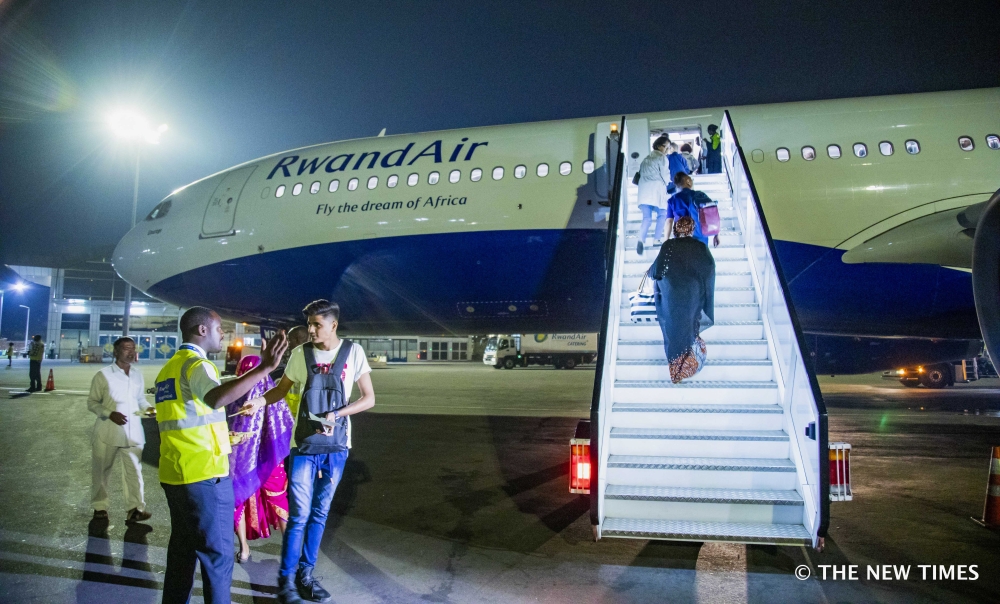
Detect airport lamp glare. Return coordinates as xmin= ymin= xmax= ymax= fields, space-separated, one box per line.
xmin=108 ymin=109 xmax=168 ymax=145
xmin=11 ymin=283 xmax=26 ymax=293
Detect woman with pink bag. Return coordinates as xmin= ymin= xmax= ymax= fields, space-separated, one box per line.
xmin=664 ymin=172 xmax=720 ymax=248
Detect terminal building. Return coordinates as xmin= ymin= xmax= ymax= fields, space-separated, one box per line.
xmin=8 ymin=263 xmax=479 ymax=363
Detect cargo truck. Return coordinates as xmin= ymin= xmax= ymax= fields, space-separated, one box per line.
xmin=483 ymin=333 xmax=597 ymax=369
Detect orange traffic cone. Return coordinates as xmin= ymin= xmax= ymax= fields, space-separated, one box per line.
xmin=973 ymin=446 xmax=1000 ymax=528
xmin=44 ymin=369 xmax=55 ymax=392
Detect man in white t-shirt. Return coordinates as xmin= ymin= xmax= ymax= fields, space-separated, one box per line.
xmin=240 ymin=299 xmax=373 ymax=604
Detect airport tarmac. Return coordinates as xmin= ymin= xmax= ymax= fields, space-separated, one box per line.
xmin=1 ymin=359 xmax=999 ymax=603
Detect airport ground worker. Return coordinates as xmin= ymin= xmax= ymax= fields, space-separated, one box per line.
xmin=27 ymin=335 xmax=44 ymax=391
xmin=88 ymin=337 xmax=154 ymax=524
xmin=155 ymin=306 xmax=286 ymax=604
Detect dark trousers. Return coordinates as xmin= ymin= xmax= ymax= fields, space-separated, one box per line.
xmin=161 ymin=476 xmax=234 ymax=604
xmin=29 ymin=360 xmax=42 ymax=390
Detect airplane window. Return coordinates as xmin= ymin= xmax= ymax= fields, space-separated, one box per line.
xmin=328 ymin=179 xmax=339 ymax=193
xmin=428 ymin=171 xmax=440 ymax=185
xmin=310 ymin=181 xmax=321 ymax=194
xmin=292 ymin=183 xmax=303 ymax=196
xmin=776 ymin=148 xmax=790 ymax=162
xmin=987 ymin=135 xmax=1000 ymax=150
xmin=958 ymin=136 xmax=975 ymax=152
xmin=879 ymin=141 xmax=894 ymax=156
xmin=853 ymin=143 xmax=868 ymax=158
xmin=537 ymin=163 xmax=549 ymax=177
xmin=514 ymin=165 xmax=526 ymax=179
xmin=905 ymin=140 xmax=920 ymax=155
xmin=827 ymin=145 xmax=841 ymax=159
xmin=582 ymin=160 xmax=595 ymax=174
xmin=470 ymin=168 xmax=483 ymax=182
xmin=492 ymin=166 xmax=504 ymax=180
xmin=145 ymin=199 xmax=172 ymax=221
xmin=348 ymin=178 xmax=359 ymax=191
xmin=367 ymin=176 xmax=378 ymax=189
xmin=407 ymin=173 xmax=419 ymax=186
xmin=449 ymin=169 xmax=461 ymax=183
xmin=387 ymin=175 xmax=398 ymax=188
xmin=801 ymin=146 xmax=816 ymax=161
xmin=559 ymin=161 xmax=572 ymax=175
xmin=275 ymin=185 xmax=286 ymax=198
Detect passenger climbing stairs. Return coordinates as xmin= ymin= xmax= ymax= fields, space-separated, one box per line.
xmin=589 ymin=116 xmax=828 ymax=547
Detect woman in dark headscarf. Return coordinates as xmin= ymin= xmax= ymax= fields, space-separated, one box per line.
xmin=227 ymin=355 xmax=294 ymax=563
xmin=649 ymin=216 xmax=716 ymax=382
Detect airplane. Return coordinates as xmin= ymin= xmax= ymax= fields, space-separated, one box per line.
xmin=113 ymin=87 xmax=1000 ymax=375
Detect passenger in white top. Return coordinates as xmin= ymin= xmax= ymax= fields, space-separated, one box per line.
xmin=636 ymin=135 xmax=673 ymax=255
xmin=87 ymin=337 xmax=155 ymax=523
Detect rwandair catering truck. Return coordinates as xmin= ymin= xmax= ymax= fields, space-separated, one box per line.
xmin=483 ymin=334 xmax=597 ymax=369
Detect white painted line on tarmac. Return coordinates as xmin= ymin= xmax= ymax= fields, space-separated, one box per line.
xmin=1 ymin=387 xmax=89 ymax=394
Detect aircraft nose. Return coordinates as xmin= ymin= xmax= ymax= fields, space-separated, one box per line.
xmin=112 ymin=222 xmax=147 ymax=290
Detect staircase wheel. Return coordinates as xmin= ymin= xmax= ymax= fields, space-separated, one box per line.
xmin=503 ymin=358 xmax=516 ymax=370
xmin=563 ymin=357 xmax=576 ymax=369
xmin=919 ymin=364 xmax=950 ymax=389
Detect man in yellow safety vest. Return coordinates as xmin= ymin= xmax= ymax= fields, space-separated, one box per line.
xmin=155 ymin=306 xmax=286 ymax=604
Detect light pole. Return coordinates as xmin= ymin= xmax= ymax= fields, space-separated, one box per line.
xmin=108 ymin=109 xmax=167 ymax=337
xmin=19 ymin=305 xmax=29 ymax=353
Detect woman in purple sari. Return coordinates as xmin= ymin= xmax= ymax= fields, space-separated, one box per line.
xmin=227 ymin=355 xmax=294 ymax=563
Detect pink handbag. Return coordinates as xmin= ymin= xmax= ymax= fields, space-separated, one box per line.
xmin=699 ymin=202 xmax=720 ymax=236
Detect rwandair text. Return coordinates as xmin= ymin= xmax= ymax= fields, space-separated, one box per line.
xmin=268 ymin=138 xmax=488 ymax=179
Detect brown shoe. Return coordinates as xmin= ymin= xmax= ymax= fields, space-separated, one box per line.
xmin=93 ymin=510 xmax=109 ymax=520
xmin=126 ymin=508 xmax=152 ymax=524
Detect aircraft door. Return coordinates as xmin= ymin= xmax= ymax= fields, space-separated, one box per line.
xmin=594 ymin=119 xmax=647 ymax=199
xmin=201 ymin=166 xmax=257 ymax=238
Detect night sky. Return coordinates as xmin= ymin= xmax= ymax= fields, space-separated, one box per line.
xmin=0 ymin=0 xmax=998 ymax=337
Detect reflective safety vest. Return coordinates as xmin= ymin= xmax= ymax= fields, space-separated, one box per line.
xmin=154 ymin=344 xmax=231 ymax=485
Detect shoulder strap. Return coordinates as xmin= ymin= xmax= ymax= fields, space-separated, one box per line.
xmin=302 ymin=342 xmax=316 ymax=368
xmin=332 ymin=340 xmax=353 ymax=384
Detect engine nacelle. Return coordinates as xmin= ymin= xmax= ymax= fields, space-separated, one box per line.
xmin=971 ymin=189 xmax=1000 ymax=363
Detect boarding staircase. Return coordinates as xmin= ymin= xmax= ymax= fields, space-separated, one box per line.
xmin=588 ymin=114 xmax=829 ymax=547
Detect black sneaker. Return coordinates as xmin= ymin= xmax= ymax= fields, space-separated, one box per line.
xmin=277 ymin=575 xmax=304 ymax=604
xmin=636 ymin=240 xmax=644 ymax=255
xmin=296 ymin=567 xmax=332 ymax=603
xmin=126 ymin=508 xmax=152 ymax=524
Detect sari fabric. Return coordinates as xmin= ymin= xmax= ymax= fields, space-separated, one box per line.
xmin=226 ymin=355 xmax=293 ymax=537
xmin=650 ymin=225 xmax=716 ymax=382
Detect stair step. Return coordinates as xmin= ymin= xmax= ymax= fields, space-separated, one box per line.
xmin=609 ymin=428 xmax=790 ymax=457
xmin=601 ymin=518 xmax=811 ymax=546
xmin=614 ymin=380 xmax=778 ymax=405
xmin=624 ymin=245 xmax=745 ymax=261
xmin=603 ymin=485 xmax=804 ymax=524
xmin=610 ymin=402 xmax=784 ymax=430
xmin=615 ymin=358 xmax=773 ymax=382
xmin=606 ymin=485 xmax=802 ymax=504
xmin=606 ymin=455 xmax=797 ymax=489
xmin=623 ymin=272 xmax=751 ymax=291
xmin=617 ymin=338 xmax=767 ymax=361
xmin=618 ymin=321 xmax=764 ymax=341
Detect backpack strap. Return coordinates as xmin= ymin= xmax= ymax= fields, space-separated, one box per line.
xmin=332 ymin=339 xmax=352 ymax=385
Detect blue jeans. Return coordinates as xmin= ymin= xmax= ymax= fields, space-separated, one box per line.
xmin=279 ymin=448 xmax=348 ymax=578
xmin=639 ymin=204 xmax=668 ymax=242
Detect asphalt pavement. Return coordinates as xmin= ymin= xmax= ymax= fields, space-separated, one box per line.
xmin=0 ymin=359 xmax=998 ymax=603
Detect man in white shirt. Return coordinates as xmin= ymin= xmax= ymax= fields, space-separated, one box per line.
xmin=87 ymin=337 xmax=155 ymax=523
xmin=240 ymin=299 xmax=374 ymax=604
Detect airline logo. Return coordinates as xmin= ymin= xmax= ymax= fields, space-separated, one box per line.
xmin=266 ymin=138 xmax=490 ymax=180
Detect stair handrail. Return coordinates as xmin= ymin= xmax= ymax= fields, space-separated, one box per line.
xmin=721 ymin=111 xmax=830 ymax=545
xmin=589 ymin=116 xmax=627 ymax=532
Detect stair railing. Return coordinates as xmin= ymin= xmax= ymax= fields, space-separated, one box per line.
xmin=589 ymin=116 xmax=627 ymax=537
xmin=721 ymin=111 xmax=830 ymax=547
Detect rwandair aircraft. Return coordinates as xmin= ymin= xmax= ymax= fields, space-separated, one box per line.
xmin=113 ymin=87 xmax=1000 ymax=374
